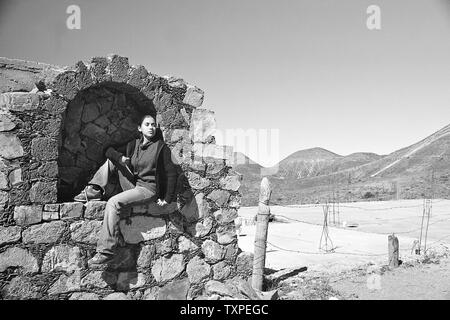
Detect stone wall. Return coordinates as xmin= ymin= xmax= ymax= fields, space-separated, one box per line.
xmin=0 ymin=55 xmax=254 ymax=300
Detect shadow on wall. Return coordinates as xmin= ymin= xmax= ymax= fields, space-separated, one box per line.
xmin=58 ymin=82 xmax=158 ymax=201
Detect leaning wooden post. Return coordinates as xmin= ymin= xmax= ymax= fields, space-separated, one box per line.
xmin=252 ymin=177 xmax=272 ymax=291
xmin=388 ymin=234 xmax=399 ymax=268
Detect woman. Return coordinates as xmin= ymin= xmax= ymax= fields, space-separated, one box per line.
xmin=74 ymin=114 xmax=178 ymax=265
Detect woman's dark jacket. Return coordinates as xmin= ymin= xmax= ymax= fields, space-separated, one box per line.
xmin=104 ymin=131 xmax=178 ymax=203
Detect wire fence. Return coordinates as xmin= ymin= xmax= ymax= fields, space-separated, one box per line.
xmin=240 ymin=198 xmax=450 ymax=259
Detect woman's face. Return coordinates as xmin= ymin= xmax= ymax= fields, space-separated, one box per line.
xmin=138 ymin=115 xmax=157 ymax=139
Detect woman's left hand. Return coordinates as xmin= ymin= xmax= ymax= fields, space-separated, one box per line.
xmin=157 ymin=199 xmax=168 ymax=206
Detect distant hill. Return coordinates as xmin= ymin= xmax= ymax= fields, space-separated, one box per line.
xmin=234 ymin=124 xmax=450 ymax=206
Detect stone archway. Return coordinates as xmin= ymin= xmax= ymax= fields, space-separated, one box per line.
xmin=58 ymin=82 xmax=156 ymax=201
xmin=45 ymin=54 xmax=195 ymax=202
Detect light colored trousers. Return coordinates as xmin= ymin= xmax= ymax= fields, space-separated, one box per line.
xmin=89 ymin=159 xmax=157 ymax=255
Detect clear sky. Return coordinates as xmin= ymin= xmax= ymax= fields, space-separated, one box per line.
xmin=1 ymin=0 xmax=450 ymax=166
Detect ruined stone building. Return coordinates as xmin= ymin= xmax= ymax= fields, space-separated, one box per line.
xmin=0 ymin=55 xmax=254 ymax=300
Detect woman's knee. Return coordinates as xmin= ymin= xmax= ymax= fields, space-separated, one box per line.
xmin=106 ymin=197 xmax=121 ymax=212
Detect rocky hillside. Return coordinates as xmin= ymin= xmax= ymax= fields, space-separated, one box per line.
xmin=235 ymin=124 xmax=450 ymax=206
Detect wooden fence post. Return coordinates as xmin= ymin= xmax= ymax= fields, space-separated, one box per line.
xmin=252 ymin=177 xmax=272 ymax=291
xmin=388 ymin=234 xmax=399 ymax=268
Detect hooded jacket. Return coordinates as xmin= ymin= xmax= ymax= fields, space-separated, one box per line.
xmin=104 ymin=129 xmax=178 ymax=203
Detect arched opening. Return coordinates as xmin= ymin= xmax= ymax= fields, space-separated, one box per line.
xmin=57 ymin=82 xmax=156 ymax=202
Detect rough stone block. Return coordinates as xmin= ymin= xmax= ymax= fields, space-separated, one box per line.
xmin=194 ymin=217 xmax=214 ymax=238
xmin=0 ymin=226 xmax=21 ymax=245
xmin=186 ymin=256 xmax=211 ymax=284
xmin=32 ymin=162 xmax=58 ymax=179
xmin=164 ymin=75 xmax=187 ymax=89
xmin=177 ymin=235 xmax=199 ymax=252
xmin=219 ymin=175 xmax=241 ymax=191
xmin=83 ymin=201 xmax=106 ymax=219
xmin=32 ymin=119 xmax=61 ymax=138
xmin=171 ymin=140 xmax=193 ymax=164
xmin=225 ymin=244 xmax=239 ymax=261
xmin=186 ymin=171 xmax=210 ymax=190
xmin=81 ymin=123 xmax=108 ymax=145
xmin=213 ymin=261 xmax=232 ymax=281
xmin=3 ymin=276 xmax=40 ymax=300
xmin=205 ymin=280 xmax=234 ymax=297
xmin=151 ymin=254 xmax=185 ymax=282
xmin=42 ymin=95 xmax=67 ymax=115
xmin=103 ymin=292 xmax=130 ymax=300
xmin=51 ymin=71 xmax=78 ymax=100
xmin=48 ymin=272 xmax=82 ymax=295
xmin=236 ymin=252 xmax=254 ymax=275
xmin=70 ymin=220 xmax=103 ymax=244
xmin=156 ymin=238 xmax=174 ymax=255
xmin=44 ymin=203 xmax=60 ymax=212
xmin=8 ymin=168 xmax=22 ymax=186
xmin=82 ymin=102 xmax=100 ymax=123
xmin=14 ymin=205 xmax=43 ymax=226
xmin=158 ymin=278 xmax=190 ymax=300
xmin=0 ymin=247 xmax=38 ymax=273
xmin=216 ymin=224 xmax=237 ymax=245
xmin=69 ymin=292 xmax=100 ymax=300
xmin=153 ymin=90 xmax=173 ymax=112
xmin=31 ymin=137 xmax=58 ymax=160
xmin=143 ymin=286 xmax=160 ymax=300
xmin=81 ymin=271 xmax=117 ymax=289
xmin=137 ymin=244 xmax=156 ymax=270
xmin=0 ymin=132 xmax=24 ymax=159
xmin=108 ymin=55 xmax=130 ymax=82
xmin=205 ymin=158 xmax=226 ymax=175
xmin=225 ymin=276 xmax=260 ymax=300
xmin=189 ymin=109 xmax=215 ymax=143
xmin=170 ymin=129 xmax=190 ymax=143
xmin=189 ymin=160 xmax=207 ymax=172
xmin=183 ymin=85 xmax=204 ymax=108
xmin=0 ymin=92 xmax=40 ymax=111
xmin=119 ymin=216 xmax=166 ymax=244
xmin=127 ymin=65 xmax=149 ymax=89
xmin=89 ymin=56 xmax=109 ymax=81
xmin=60 ymin=202 xmax=84 ymax=219
xmin=22 ymin=221 xmax=65 ymax=244
xmin=201 ymin=240 xmax=225 ymax=264
xmin=29 ymin=181 xmax=57 ymax=203
xmin=41 ymin=245 xmax=83 ymax=273
xmin=213 ymin=208 xmax=238 ymax=225
xmin=0 ymin=113 xmax=16 ymax=131
xmin=207 ymin=190 xmax=230 ymax=207
xmin=43 ymin=211 xmax=59 ymax=221
xmin=0 ymin=191 xmax=8 ymax=208
xmin=0 ymin=171 xmax=8 ymax=190
xmin=228 ymin=195 xmax=241 ymax=209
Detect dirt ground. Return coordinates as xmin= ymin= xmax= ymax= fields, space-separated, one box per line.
xmin=236 ymin=199 xmax=450 ymax=299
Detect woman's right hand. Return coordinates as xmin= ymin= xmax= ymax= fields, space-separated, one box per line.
xmin=121 ymin=156 xmax=131 ymax=167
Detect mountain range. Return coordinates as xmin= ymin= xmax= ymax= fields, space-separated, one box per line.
xmin=232 ymin=124 xmax=450 ymax=206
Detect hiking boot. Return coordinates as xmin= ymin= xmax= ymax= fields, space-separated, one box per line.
xmin=74 ymin=185 xmax=103 ymax=202
xmin=88 ymin=252 xmax=114 ymax=265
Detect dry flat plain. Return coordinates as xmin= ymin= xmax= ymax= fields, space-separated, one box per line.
xmin=237 ymin=199 xmax=450 ymax=299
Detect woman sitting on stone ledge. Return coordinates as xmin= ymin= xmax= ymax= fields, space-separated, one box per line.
xmin=73 ymin=114 xmax=178 ymax=265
